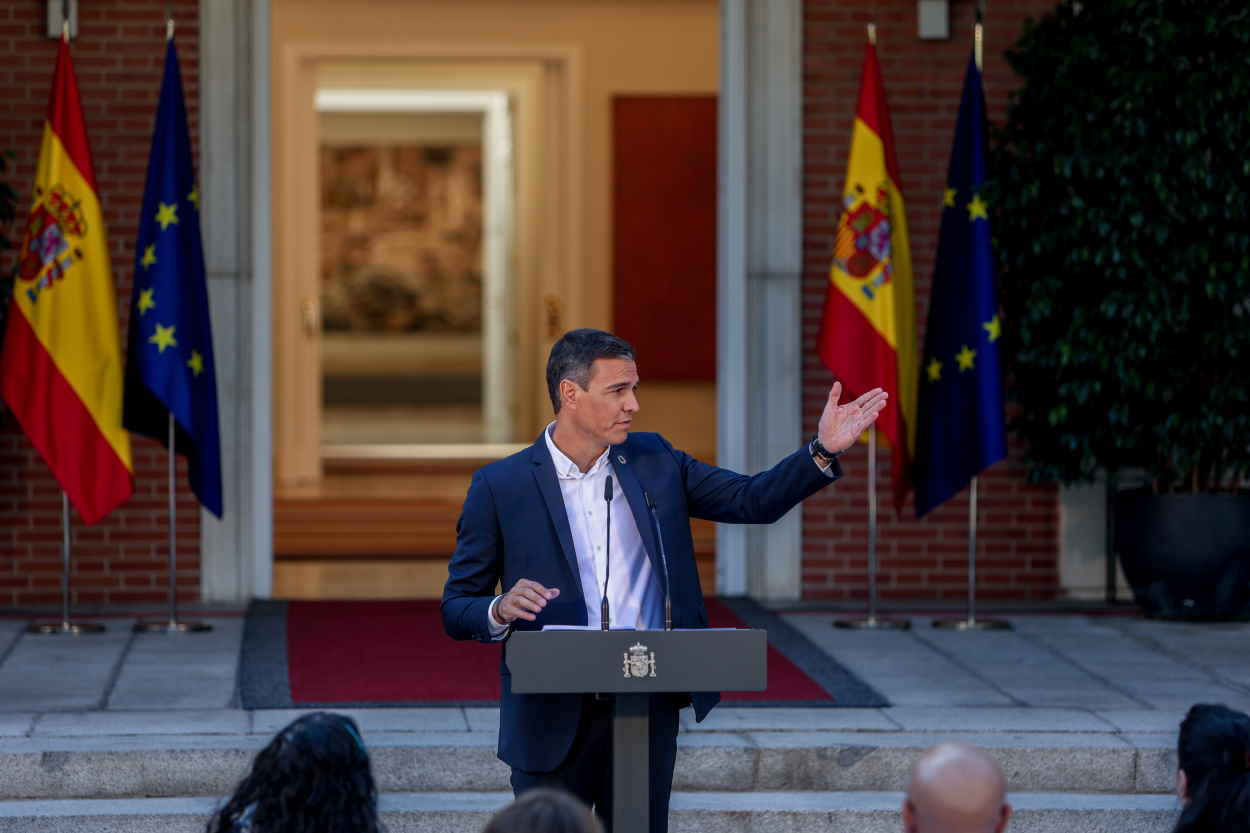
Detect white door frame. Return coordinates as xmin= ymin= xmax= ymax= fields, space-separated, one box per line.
xmin=314 ymin=89 xmax=516 ymax=445
xmin=203 ymin=0 xmax=802 ymax=603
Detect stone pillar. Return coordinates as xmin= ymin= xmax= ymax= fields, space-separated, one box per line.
xmin=717 ymin=0 xmax=804 ymax=600
xmin=199 ymin=0 xmax=272 ymax=602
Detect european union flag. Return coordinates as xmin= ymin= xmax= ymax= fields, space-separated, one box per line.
xmin=913 ymin=53 xmax=1006 ymax=519
xmin=123 ymin=38 xmax=222 ymax=517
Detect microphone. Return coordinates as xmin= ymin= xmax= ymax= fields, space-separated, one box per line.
xmin=601 ymin=476 xmax=613 ymax=631
xmin=645 ymin=491 xmax=673 ymax=631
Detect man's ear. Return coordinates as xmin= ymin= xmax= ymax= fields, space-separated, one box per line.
xmin=560 ymin=378 xmax=579 ymax=410
xmin=1177 ymin=769 xmax=1189 ymax=804
xmin=995 ymin=803 xmax=1012 ymax=833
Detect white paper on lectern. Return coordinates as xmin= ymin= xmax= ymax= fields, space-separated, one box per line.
xmin=540 ymin=625 xmax=744 ymax=631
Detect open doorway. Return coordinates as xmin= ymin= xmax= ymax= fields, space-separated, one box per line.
xmin=316 ymin=91 xmax=515 ymax=449
xmin=269 ymin=0 xmax=718 ymax=599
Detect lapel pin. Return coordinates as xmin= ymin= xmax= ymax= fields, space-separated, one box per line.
xmin=617 ymin=455 xmax=627 ymax=464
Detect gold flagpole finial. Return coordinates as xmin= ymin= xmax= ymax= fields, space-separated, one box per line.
xmin=61 ymin=17 xmax=69 ymax=43
xmin=167 ymin=17 xmax=175 ymax=41
xmin=867 ymin=23 xmax=877 ymax=46
xmin=974 ymin=20 xmax=983 ymax=71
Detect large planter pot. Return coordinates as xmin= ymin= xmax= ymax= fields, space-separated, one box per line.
xmin=1114 ymin=493 xmax=1250 ymax=620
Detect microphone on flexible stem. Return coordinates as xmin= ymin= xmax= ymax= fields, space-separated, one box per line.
xmin=645 ymin=491 xmax=673 ymax=631
xmin=601 ymin=476 xmax=613 ymax=631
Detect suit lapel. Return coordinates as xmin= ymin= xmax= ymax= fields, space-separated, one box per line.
xmin=609 ymin=446 xmax=664 ymax=580
xmin=529 ymin=440 xmax=582 ymax=584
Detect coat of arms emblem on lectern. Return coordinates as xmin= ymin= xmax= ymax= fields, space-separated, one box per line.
xmin=623 ymin=642 xmax=657 ymax=678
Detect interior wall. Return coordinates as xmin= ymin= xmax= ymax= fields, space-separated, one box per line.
xmin=271 ymin=0 xmax=719 ymax=452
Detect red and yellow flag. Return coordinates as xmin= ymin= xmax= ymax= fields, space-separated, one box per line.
xmin=817 ymin=37 xmax=918 ymax=511
xmin=0 ymin=36 xmax=133 ymax=523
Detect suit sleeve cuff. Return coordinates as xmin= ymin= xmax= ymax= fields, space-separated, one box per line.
xmin=811 ymin=452 xmax=843 ymax=479
xmin=487 ymin=594 xmax=510 ymax=640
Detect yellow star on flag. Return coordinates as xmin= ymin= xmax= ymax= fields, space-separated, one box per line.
xmin=943 ymin=187 xmax=957 ymax=207
xmin=187 ymin=350 xmax=204 ymax=376
xmin=983 ymin=315 xmax=1002 ymax=342
xmin=155 ymin=202 xmax=179 ymax=230
xmin=149 ymin=323 xmax=178 ymax=353
xmin=137 ymin=288 xmax=156 ymax=315
xmin=967 ymin=194 xmax=988 ymax=221
xmin=141 ymin=244 xmax=157 ymax=270
xmin=926 ymin=358 xmax=943 ymax=382
xmin=188 ymin=186 xmax=200 ymax=211
xmin=955 ymin=344 xmax=977 ymax=371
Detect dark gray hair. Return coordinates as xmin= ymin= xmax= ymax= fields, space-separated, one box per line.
xmin=545 ymin=329 xmax=635 ymax=413
xmin=482 ymin=788 xmax=603 ymax=833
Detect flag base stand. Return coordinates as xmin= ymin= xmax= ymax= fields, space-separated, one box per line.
xmin=932 ymin=617 xmax=1011 ymax=631
xmin=134 ymin=619 xmax=212 ymax=634
xmin=26 ymin=620 xmax=106 ymax=635
xmin=137 ymin=418 xmax=213 ymax=636
xmin=31 ymin=494 xmax=106 ymax=635
xmin=834 ymin=616 xmax=911 ymax=630
xmin=932 ymin=480 xmax=1011 ymax=632
xmin=833 ymin=429 xmax=909 ymax=631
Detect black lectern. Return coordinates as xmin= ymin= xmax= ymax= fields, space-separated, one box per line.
xmin=507 ymin=628 xmax=767 ymax=832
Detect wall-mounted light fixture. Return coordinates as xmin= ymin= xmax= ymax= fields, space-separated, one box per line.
xmin=918 ymin=0 xmax=950 ymax=39
xmin=46 ymin=0 xmax=78 ymax=39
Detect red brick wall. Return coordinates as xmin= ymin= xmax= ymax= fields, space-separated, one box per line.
xmin=802 ymin=0 xmax=1061 ymax=600
xmin=0 ymin=0 xmax=201 ymax=608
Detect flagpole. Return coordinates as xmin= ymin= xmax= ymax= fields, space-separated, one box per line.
xmin=930 ymin=13 xmax=1009 ymax=633
xmin=835 ymin=426 xmax=910 ymax=631
xmin=134 ymin=418 xmax=211 ymax=634
xmin=832 ymin=21 xmax=909 ymax=632
xmin=932 ymin=477 xmax=1010 ymax=630
xmin=27 ymin=493 xmax=105 ymax=634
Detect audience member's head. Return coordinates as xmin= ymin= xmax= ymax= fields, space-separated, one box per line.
xmin=483 ymin=788 xmax=603 ymax=833
xmin=903 ymin=742 xmax=1011 ymax=833
xmin=1175 ymin=703 xmax=1250 ymax=833
xmin=208 ymin=711 xmax=379 ymax=833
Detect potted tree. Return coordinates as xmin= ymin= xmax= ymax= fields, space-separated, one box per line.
xmin=992 ymin=0 xmax=1250 ymax=619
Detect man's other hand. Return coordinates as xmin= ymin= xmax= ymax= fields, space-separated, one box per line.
xmin=494 ymin=579 xmax=560 ymax=625
xmin=818 ymin=381 xmax=888 ymax=454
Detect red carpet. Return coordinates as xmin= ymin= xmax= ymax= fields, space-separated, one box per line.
xmin=281 ymin=599 xmax=834 ymax=705
xmin=705 ymin=599 xmax=831 ymax=703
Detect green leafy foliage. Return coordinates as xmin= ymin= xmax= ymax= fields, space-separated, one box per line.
xmin=992 ymin=0 xmax=1250 ymax=493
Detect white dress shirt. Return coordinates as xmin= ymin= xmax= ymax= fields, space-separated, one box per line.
xmin=488 ymin=424 xmax=663 ymax=635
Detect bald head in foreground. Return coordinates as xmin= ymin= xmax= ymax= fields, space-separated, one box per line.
xmin=903 ymin=743 xmax=1012 ymax=833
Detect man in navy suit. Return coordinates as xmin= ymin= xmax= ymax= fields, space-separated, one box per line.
xmin=442 ymin=329 xmax=886 ymax=833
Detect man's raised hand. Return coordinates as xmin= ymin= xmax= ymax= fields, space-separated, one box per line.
xmin=817 ymin=381 xmax=888 ymax=454
xmin=493 ymin=578 xmax=560 ymax=625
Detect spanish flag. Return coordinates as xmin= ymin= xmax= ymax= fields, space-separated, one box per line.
xmin=817 ymin=35 xmax=918 ymax=512
xmin=0 ymin=35 xmax=134 ymax=524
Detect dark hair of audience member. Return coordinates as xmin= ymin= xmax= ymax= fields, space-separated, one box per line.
xmin=1175 ymin=703 xmax=1250 ymax=833
xmin=207 ymin=711 xmax=380 ymax=833
xmin=482 ymin=788 xmax=604 ymax=833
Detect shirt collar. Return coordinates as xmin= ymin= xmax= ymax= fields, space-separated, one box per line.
xmin=544 ymin=421 xmax=610 ymax=480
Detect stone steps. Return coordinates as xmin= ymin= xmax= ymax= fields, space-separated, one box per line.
xmin=0 ymin=791 xmax=1179 ymax=833
xmin=0 ymin=730 xmax=1174 ymax=800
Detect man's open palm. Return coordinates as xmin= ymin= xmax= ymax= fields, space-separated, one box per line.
xmin=818 ymin=382 xmax=888 ymax=454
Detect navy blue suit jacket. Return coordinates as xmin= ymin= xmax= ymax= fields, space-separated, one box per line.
xmin=441 ymin=430 xmax=841 ymax=772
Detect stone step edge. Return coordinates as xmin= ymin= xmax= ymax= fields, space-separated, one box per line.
xmin=0 ymin=791 xmax=1180 ymax=817
xmin=0 ymin=729 xmax=1173 ymax=753
xmin=0 ymin=733 xmax=1178 ymax=800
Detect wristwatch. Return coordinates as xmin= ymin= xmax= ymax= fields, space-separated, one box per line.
xmin=809 ymin=434 xmax=844 ymax=467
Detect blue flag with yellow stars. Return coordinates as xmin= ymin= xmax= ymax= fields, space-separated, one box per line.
xmin=913 ymin=52 xmax=1006 ymax=519
xmin=123 ymin=37 xmax=222 ymax=517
